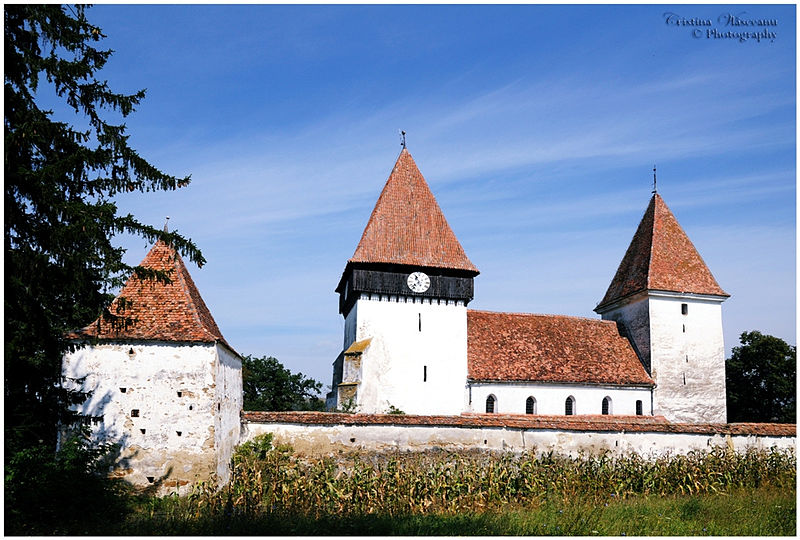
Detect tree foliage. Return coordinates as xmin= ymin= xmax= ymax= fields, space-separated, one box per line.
xmin=5 ymin=5 xmax=203 ymax=531
xmin=5 ymin=4 xmax=201 ymax=454
xmin=242 ymin=355 xmax=324 ymax=411
xmin=725 ymin=331 xmax=796 ymax=423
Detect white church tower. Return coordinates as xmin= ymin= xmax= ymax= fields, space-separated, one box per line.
xmin=594 ymin=193 xmax=729 ymax=423
xmin=327 ymin=148 xmax=479 ymax=415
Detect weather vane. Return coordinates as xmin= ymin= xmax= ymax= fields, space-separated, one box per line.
xmin=164 ymin=216 xmax=170 ymax=232
xmin=652 ymin=165 xmax=657 ymax=194
xmin=400 ymin=130 xmax=406 ymax=149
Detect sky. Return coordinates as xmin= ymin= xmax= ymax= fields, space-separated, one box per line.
xmin=57 ymin=4 xmax=795 ymax=388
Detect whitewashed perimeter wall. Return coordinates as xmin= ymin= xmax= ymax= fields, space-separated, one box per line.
xmin=214 ymin=343 xmax=243 ymax=485
xmin=466 ymin=382 xmax=652 ymax=416
xmin=62 ymin=341 xmax=241 ymax=494
xmin=648 ymin=294 xmax=726 ymax=424
xmin=344 ymin=295 xmax=468 ymax=415
xmin=243 ymin=422 xmax=795 ymax=458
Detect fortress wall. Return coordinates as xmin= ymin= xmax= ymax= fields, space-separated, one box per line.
xmin=241 ymin=412 xmax=795 ymax=457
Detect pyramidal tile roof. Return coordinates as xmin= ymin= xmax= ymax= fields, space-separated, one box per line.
xmin=349 ymin=148 xmax=478 ymax=273
xmin=70 ymin=240 xmax=233 ymax=349
xmin=597 ymin=194 xmax=728 ymax=310
xmin=467 ymin=310 xmax=654 ymax=386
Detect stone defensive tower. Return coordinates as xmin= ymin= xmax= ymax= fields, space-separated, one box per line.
xmin=595 ymin=194 xmax=729 ymax=423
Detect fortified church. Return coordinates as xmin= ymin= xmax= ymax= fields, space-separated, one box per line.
xmin=63 ymin=146 xmax=734 ymax=491
xmin=326 ymin=148 xmax=729 ymax=424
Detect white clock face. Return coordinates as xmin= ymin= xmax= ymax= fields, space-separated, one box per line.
xmin=407 ymin=271 xmax=431 ymax=293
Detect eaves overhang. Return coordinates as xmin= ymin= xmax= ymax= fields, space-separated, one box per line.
xmin=594 ymin=288 xmax=730 ymax=315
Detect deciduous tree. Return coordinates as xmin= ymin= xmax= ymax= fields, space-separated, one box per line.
xmin=242 ymin=355 xmax=324 ymax=411
xmin=726 ymin=331 xmax=796 ymax=423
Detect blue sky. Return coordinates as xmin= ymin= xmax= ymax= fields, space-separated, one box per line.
xmin=72 ymin=4 xmax=795 ymax=387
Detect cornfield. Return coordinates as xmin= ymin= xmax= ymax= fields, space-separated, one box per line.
xmin=183 ymin=434 xmax=795 ymax=520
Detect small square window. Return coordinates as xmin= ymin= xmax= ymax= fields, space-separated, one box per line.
xmin=130 ymin=409 xmax=139 ymax=417
xmin=119 ymin=387 xmax=127 ymax=393
xmin=177 ymin=391 xmax=182 ymax=397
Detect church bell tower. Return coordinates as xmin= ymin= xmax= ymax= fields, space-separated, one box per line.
xmin=326 ymin=148 xmax=479 ymax=415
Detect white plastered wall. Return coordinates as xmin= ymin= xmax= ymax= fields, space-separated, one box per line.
xmin=600 ymin=292 xmax=727 ymax=423
xmin=62 ymin=340 xmax=241 ymax=494
xmin=648 ymin=294 xmax=726 ymax=423
xmin=600 ymin=294 xmax=651 ymax=372
xmin=214 ymin=343 xmax=243 ymax=485
xmin=466 ymin=382 xmax=652 ymax=416
xmin=242 ymin=421 xmax=795 ymax=457
xmin=344 ymin=294 xmax=468 ymax=415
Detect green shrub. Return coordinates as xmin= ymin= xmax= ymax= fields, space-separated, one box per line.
xmin=5 ymin=427 xmax=131 ymax=535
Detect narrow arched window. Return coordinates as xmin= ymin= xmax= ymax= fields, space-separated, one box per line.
xmin=525 ymin=396 xmax=536 ymax=415
xmin=486 ymin=395 xmax=496 ymax=413
xmin=565 ymin=396 xmax=575 ymax=416
xmin=602 ymin=396 xmax=612 ymax=415
xmin=636 ymin=400 xmax=643 ymax=416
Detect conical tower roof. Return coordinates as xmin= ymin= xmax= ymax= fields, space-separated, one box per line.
xmin=71 ymin=240 xmax=233 ymax=348
xmin=349 ymin=148 xmax=478 ymax=273
xmin=596 ymin=193 xmax=728 ymax=310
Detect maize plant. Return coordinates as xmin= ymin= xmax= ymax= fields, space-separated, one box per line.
xmin=183 ymin=436 xmax=795 ymax=520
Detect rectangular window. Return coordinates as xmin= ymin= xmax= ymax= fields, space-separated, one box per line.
xmin=681 ymin=303 xmax=688 ymax=315
xmin=418 ymin=313 xmax=421 ymax=332
xmin=130 ymin=409 xmax=139 ymax=417
xmin=423 ymin=365 xmax=427 ymax=382
xmin=636 ymin=400 xmax=643 ymax=415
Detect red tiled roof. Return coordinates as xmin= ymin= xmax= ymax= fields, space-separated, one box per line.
xmin=597 ymin=194 xmax=728 ymax=310
xmin=349 ymin=148 xmax=478 ymax=273
xmin=241 ymin=411 xmax=796 ymax=437
xmin=467 ymin=310 xmax=653 ymax=386
xmin=69 ymin=241 xmax=232 ymax=348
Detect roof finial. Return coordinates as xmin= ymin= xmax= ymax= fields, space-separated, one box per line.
xmin=400 ymin=130 xmax=406 ymax=149
xmin=652 ymin=165 xmax=657 ymax=194
xmin=164 ymin=216 xmax=170 ymax=232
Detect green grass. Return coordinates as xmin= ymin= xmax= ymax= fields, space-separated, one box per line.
xmin=117 ymin=485 xmax=795 ymax=535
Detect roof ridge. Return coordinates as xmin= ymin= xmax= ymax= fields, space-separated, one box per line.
xmin=468 ymin=309 xmax=614 ymax=324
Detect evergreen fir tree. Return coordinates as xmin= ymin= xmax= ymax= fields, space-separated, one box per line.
xmin=5 ymin=4 xmax=202 ymax=457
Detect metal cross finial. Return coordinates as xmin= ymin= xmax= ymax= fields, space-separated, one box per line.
xmin=400 ymin=130 xmax=406 ymax=149
xmin=652 ymin=165 xmax=657 ymax=194
xmin=164 ymin=216 xmax=170 ymax=232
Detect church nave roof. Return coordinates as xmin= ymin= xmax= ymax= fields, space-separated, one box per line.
xmin=467 ymin=310 xmax=653 ymax=386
